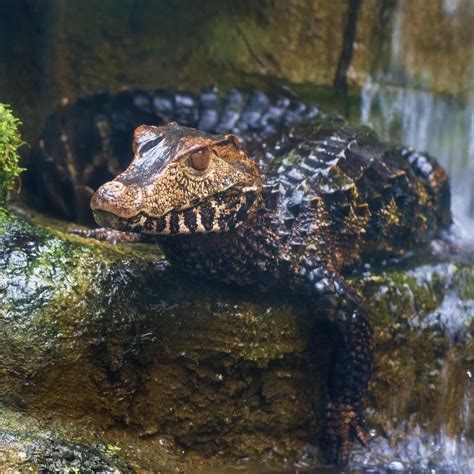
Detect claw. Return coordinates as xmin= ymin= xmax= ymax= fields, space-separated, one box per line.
xmin=70 ymin=227 xmax=142 ymax=244
xmin=321 ymin=402 xmax=368 ymax=465
xmin=351 ymin=416 xmax=368 ymax=448
xmin=69 ymin=228 xmax=91 ymax=238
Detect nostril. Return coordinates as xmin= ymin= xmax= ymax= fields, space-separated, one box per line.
xmin=100 ymin=181 xmax=124 ymax=199
xmin=91 ymin=181 xmax=140 ymax=217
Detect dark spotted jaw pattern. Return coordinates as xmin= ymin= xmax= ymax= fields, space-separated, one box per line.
xmin=94 ymin=188 xmax=259 ymax=236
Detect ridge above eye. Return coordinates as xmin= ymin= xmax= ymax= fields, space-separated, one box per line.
xmin=189 ymin=147 xmax=211 ymax=170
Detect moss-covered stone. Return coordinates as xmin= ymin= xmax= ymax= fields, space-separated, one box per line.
xmin=0 ymin=209 xmax=319 ymax=468
xmin=353 ymin=263 xmax=473 ymax=447
xmin=0 ymin=209 xmax=472 ymax=470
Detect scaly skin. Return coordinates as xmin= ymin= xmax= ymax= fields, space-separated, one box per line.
xmin=39 ymin=90 xmax=452 ymax=465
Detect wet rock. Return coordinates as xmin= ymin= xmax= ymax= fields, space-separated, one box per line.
xmin=353 ymin=0 xmax=474 ymax=100
xmin=0 ymin=208 xmax=472 ymax=471
xmin=350 ymin=256 xmax=474 ymax=473
xmin=2 ymin=1 xmax=472 ymax=144
xmin=0 ymin=406 xmax=130 ymax=472
xmin=0 ymin=208 xmax=318 ymax=469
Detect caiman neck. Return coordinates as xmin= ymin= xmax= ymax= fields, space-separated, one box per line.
xmin=155 ymin=194 xmax=267 ymax=264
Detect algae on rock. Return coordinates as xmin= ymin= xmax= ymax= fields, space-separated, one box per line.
xmin=0 ymin=208 xmax=472 ymax=470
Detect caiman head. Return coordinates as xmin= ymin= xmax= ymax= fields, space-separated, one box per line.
xmin=91 ymin=122 xmax=261 ymax=235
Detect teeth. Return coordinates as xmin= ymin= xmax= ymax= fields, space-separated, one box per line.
xmin=211 ymin=202 xmax=221 ymax=232
xmin=196 ymin=211 xmax=206 ymax=232
xmin=162 ymin=213 xmax=171 ymax=235
xmin=178 ymin=213 xmax=187 ymax=233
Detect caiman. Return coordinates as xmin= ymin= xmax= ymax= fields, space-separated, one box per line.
xmin=35 ymin=89 xmax=452 ymax=465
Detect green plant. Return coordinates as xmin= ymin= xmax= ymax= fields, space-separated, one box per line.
xmin=0 ymin=103 xmax=25 ymax=205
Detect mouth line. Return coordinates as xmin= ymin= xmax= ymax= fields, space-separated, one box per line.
xmin=92 ymin=208 xmax=126 ymax=222
xmin=92 ymin=185 xmax=253 ymax=221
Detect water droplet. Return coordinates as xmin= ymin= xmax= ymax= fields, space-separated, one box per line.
xmin=389 ymin=461 xmax=404 ymax=471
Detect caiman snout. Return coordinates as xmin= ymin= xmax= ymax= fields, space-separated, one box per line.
xmin=94 ymin=181 xmax=125 ymax=201
xmin=91 ymin=180 xmax=143 ymax=218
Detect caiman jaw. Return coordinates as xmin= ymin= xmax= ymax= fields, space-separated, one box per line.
xmin=92 ymin=185 xmax=258 ymax=236
xmin=91 ymin=209 xmax=129 ymax=230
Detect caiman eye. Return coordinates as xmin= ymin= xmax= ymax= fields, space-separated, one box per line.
xmin=189 ymin=148 xmax=211 ymax=171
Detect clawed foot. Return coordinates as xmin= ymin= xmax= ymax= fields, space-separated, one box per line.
xmin=70 ymin=227 xmax=142 ymax=244
xmin=321 ymin=402 xmax=368 ymax=466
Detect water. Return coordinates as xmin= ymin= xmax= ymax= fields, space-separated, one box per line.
xmin=356 ymin=2 xmax=474 ymax=472
xmin=359 ymin=0 xmax=474 ymax=239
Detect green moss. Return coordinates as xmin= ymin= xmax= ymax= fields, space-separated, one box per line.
xmin=351 ymin=260 xmax=473 ymax=439
xmin=454 ymin=265 xmax=474 ymax=301
xmin=0 ymin=104 xmax=25 ymax=205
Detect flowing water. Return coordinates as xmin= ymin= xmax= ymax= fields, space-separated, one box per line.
xmin=354 ymin=1 xmax=474 ymax=472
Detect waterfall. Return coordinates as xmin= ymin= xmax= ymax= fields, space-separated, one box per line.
xmin=359 ymin=0 xmax=474 ymax=239
xmin=356 ymin=2 xmax=474 ymax=472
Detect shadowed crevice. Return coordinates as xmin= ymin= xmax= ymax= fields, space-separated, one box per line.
xmin=334 ymin=0 xmax=362 ymax=90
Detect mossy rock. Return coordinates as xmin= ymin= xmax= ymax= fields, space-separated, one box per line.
xmin=0 ymin=406 xmax=130 ymax=472
xmin=0 ymin=208 xmax=319 ymax=469
xmin=0 ymin=208 xmax=472 ymax=470
xmin=3 ymin=0 xmax=472 ymax=145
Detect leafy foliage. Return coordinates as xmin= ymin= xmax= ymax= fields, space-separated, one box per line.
xmin=0 ymin=103 xmax=25 ymax=205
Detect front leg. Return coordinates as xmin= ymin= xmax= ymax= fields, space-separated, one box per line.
xmin=293 ymin=267 xmax=374 ymax=466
